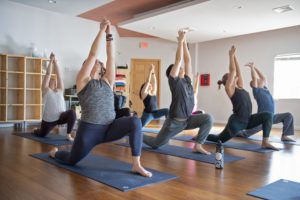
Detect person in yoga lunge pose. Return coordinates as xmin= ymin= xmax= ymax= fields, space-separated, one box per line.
xmin=206 ymin=46 xmax=278 ymax=150
xmin=143 ymin=30 xmax=213 ymax=155
xmin=139 ymin=64 xmax=169 ymax=127
xmin=33 ymin=52 xmax=76 ymax=141
xmin=237 ymin=62 xmax=295 ymax=142
xmin=49 ymin=19 xmax=152 ymax=177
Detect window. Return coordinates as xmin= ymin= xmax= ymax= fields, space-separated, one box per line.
xmin=274 ymin=54 xmax=300 ymax=99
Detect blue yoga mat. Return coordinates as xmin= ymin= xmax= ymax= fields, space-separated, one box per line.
xmin=142 ymin=128 xmax=160 ymax=133
xmin=14 ymin=132 xmax=73 ymax=146
xmin=31 ymin=153 xmax=176 ymax=192
xmin=248 ymin=179 xmax=300 ymax=200
xmin=117 ymin=143 xmax=244 ymax=164
xmin=171 ymin=135 xmax=278 ymax=153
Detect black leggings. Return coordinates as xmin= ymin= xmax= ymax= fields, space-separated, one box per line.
xmin=54 ymin=116 xmax=142 ymax=165
xmin=207 ymin=112 xmax=273 ymax=143
xmin=34 ymin=110 xmax=76 ymax=137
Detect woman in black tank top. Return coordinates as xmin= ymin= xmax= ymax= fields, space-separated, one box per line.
xmin=206 ymin=46 xmax=278 ymax=150
xmin=139 ymin=65 xmax=169 ymax=127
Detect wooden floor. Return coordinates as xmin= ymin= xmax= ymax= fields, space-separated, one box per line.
xmin=0 ymin=122 xmax=300 ymax=200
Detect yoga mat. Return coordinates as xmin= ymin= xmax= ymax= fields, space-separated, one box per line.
xmin=142 ymin=128 xmax=160 ymax=133
xmin=245 ymin=135 xmax=300 ymax=146
xmin=117 ymin=143 xmax=244 ymax=164
xmin=31 ymin=153 xmax=177 ymax=192
xmin=170 ymin=135 xmax=278 ymax=153
xmin=14 ymin=132 xmax=73 ymax=146
xmin=248 ymin=179 xmax=300 ymax=200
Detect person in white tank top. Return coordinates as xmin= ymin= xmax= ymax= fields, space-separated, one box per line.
xmin=32 ymin=53 xmax=76 ymax=141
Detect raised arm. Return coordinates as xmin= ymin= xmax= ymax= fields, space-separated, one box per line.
xmin=102 ymin=22 xmax=115 ymax=88
xmin=169 ymin=30 xmax=185 ymax=78
xmin=151 ymin=64 xmax=157 ymax=95
xmin=245 ymin=62 xmax=258 ymax=88
xmin=42 ymin=53 xmax=54 ymax=96
xmin=183 ymin=36 xmax=192 ymax=78
xmin=53 ymin=55 xmax=64 ymax=91
xmin=234 ymin=53 xmax=244 ymax=88
xmin=140 ymin=66 xmax=154 ymax=99
xmin=76 ymin=19 xmax=109 ymax=93
xmin=193 ymin=72 xmax=199 ymax=95
xmin=254 ymin=66 xmax=266 ymax=88
xmin=225 ymin=46 xmax=237 ymax=98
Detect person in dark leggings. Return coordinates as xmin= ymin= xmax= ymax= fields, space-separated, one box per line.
xmin=143 ymin=30 xmax=213 ymax=155
xmin=206 ymin=46 xmax=278 ymax=150
xmin=33 ymin=52 xmax=76 ymax=141
xmin=139 ymin=64 xmax=168 ymax=127
xmin=49 ymin=19 xmax=152 ymax=177
xmin=114 ymin=91 xmax=131 ymax=119
xmin=237 ymin=62 xmax=295 ymax=142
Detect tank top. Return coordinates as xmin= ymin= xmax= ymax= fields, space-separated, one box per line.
xmin=78 ymin=79 xmax=115 ymax=125
xmin=253 ymin=87 xmax=275 ymax=113
xmin=143 ymin=94 xmax=158 ymax=113
xmin=43 ymin=90 xmax=66 ymax=122
xmin=230 ymin=88 xmax=252 ymax=122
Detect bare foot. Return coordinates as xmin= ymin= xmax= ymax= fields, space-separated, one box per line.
xmin=193 ymin=144 xmax=211 ymax=155
xmin=132 ymin=165 xmax=152 ymax=177
xmin=262 ymin=142 xmax=279 ymax=151
xmin=49 ymin=147 xmax=58 ymax=158
xmin=281 ymin=136 xmax=296 ymax=142
xmin=66 ymin=134 xmax=74 ymax=142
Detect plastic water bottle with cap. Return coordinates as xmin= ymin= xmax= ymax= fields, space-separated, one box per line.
xmin=215 ymin=140 xmax=224 ymax=169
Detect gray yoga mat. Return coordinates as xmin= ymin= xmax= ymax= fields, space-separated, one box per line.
xmin=31 ymin=153 xmax=177 ymax=192
xmin=117 ymin=142 xmax=244 ymax=164
xmin=245 ymin=135 xmax=300 ymax=146
xmin=14 ymin=132 xmax=73 ymax=146
xmin=248 ymin=179 xmax=300 ymax=200
xmin=171 ymin=135 xmax=279 ymax=153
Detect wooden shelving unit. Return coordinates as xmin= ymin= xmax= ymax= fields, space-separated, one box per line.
xmin=0 ymin=54 xmax=51 ymax=123
xmin=115 ymin=65 xmax=130 ymax=107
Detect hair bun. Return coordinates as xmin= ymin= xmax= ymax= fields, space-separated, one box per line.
xmin=217 ymin=80 xmax=223 ymax=85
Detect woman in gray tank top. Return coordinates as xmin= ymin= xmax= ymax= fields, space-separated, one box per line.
xmin=49 ymin=19 xmax=152 ymax=177
xmin=206 ymin=46 xmax=278 ymax=150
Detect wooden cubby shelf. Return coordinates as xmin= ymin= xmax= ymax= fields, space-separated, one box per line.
xmin=0 ymin=54 xmax=49 ymax=122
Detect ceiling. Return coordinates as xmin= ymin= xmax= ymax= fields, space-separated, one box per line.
xmin=8 ymin=0 xmax=300 ymax=43
xmin=8 ymin=0 xmax=112 ymax=16
xmin=119 ymin=0 xmax=300 ymax=43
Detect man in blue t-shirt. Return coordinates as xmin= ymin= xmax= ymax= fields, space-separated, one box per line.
xmin=238 ymin=62 xmax=295 ymax=142
xmin=143 ymin=30 xmax=213 ymax=154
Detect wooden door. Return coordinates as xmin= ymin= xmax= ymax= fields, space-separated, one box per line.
xmin=130 ymin=59 xmax=160 ymax=117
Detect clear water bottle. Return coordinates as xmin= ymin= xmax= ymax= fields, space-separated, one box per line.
xmin=215 ymin=140 xmax=224 ymax=169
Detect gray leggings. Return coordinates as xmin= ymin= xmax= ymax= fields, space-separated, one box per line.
xmin=143 ymin=114 xmax=213 ymax=149
xmin=238 ymin=112 xmax=294 ymax=137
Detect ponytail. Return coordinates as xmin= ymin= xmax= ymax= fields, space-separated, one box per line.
xmin=217 ymin=80 xmax=223 ymax=90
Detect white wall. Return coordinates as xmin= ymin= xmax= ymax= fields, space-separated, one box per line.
xmin=117 ymin=37 xmax=177 ymax=108
xmin=0 ymin=0 xmax=116 ymax=88
xmin=192 ymin=26 xmax=300 ymax=129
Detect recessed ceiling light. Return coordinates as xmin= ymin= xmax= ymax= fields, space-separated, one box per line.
xmin=273 ymin=5 xmax=294 ymax=13
xmin=233 ymin=5 xmax=242 ymax=9
xmin=48 ymin=0 xmax=56 ymax=4
xmin=180 ymin=27 xmax=196 ymax=32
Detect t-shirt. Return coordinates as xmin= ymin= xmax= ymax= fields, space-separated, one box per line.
xmin=168 ymin=75 xmax=194 ymax=119
xmin=43 ymin=89 xmax=66 ymax=122
xmin=230 ymin=88 xmax=252 ymax=122
xmin=252 ymin=87 xmax=275 ymax=114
